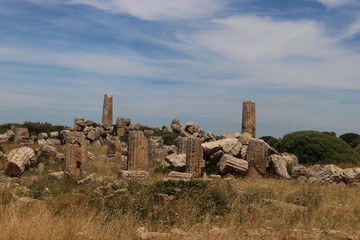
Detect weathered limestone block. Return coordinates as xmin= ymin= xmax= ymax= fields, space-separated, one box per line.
xmin=128 ymin=131 xmax=149 ymax=171
xmin=175 ymin=136 xmax=188 ymax=154
xmin=208 ymin=150 xmax=223 ymax=164
xmin=64 ymin=132 xmax=87 ymax=180
xmin=14 ymin=128 xmax=30 ymax=144
xmin=102 ymin=94 xmax=113 ymax=126
xmin=242 ymin=101 xmax=256 ymax=138
xmin=342 ymin=168 xmax=360 ymax=183
xmin=185 ymin=137 xmax=204 ymax=177
xmin=0 ymin=130 xmax=15 ymax=144
xmin=246 ymin=139 xmax=271 ymax=176
xmin=38 ymin=143 xmax=58 ymax=157
xmin=46 ymin=138 xmax=61 ymax=145
xmin=118 ymin=170 xmax=149 ymax=178
xmin=269 ymin=154 xmax=291 ymax=179
xmin=171 ymin=119 xmax=181 ymax=133
xmin=38 ymin=132 xmax=48 ymax=140
xmin=314 ymin=165 xmax=344 ymax=184
xmin=116 ymin=117 xmax=126 ymax=137
xmin=73 ymin=118 xmax=85 ymax=131
xmin=165 ymin=153 xmax=186 ymax=168
xmin=165 ymin=171 xmax=193 ymax=181
xmin=148 ymin=136 xmax=165 ymax=167
xmin=144 ymin=130 xmax=155 ymax=136
xmin=202 ymin=138 xmax=242 ymax=158
xmin=6 ymin=146 xmax=36 ymax=177
xmin=218 ymin=154 xmax=248 ymax=175
xmin=50 ymin=131 xmax=59 ymax=138
xmin=125 ymin=118 xmax=131 ymax=126
xmin=106 ymin=139 xmax=122 ymax=162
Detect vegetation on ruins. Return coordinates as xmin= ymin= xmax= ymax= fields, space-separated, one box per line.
xmin=275 ymin=130 xmax=360 ymax=165
xmin=259 ymin=136 xmax=278 ymax=147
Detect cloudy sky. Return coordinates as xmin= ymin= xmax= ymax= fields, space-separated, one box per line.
xmin=0 ymin=0 xmax=359 ymax=137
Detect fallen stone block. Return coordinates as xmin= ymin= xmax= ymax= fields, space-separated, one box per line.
xmin=118 ymin=170 xmax=150 ymax=178
xmin=218 ymin=154 xmax=248 ymax=175
xmin=165 ymin=171 xmax=193 ymax=181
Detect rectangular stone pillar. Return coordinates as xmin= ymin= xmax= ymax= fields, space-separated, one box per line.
xmin=148 ymin=136 xmax=165 ymax=167
xmin=13 ymin=128 xmax=29 ymax=145
xmin=128 ymin=131 xmax=149 ymax=171
xmin=64 ymin=132 xmax=87 ymax=180
xmin=246 ymin=139 xmax=271 ymax=176
xmin=102 ymin=94 xmax=113 ymax=126
xmin=185 ymin=137 xmax=204 ymax=177
xmin=242 ymin=101 xmax=256 ymax=138
xmin=116 ymin=117 xmax=126 ymax=137
xmin=175 ymin=136 xmax=188 ymax=154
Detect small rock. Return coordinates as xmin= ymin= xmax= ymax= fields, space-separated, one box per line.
xmin=118 ymin=170 xmax=150 ymax=178
xmin=48 ymin=171 xmax=65 ymax=180
xmin=165 ymin=171 xmax=193 ymax=181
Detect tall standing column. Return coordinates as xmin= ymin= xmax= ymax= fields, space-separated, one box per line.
xmin=102 ymin=94 xmax=113 ymax=126
xmin=185 ymin=137 xmax=204 ymax=177
xmin=242 ymin=101 xmax=256 ymax=138
xmin=128 ymin=131 xmax=149 ymax=171
xmin=64 ymin=132 xmax=87 ymax=180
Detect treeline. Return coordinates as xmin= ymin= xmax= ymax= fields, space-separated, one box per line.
xmin=261 ymin=131 xmax=360 ymax=165
xmin=0 ymin=122 xmax=67 ymax=136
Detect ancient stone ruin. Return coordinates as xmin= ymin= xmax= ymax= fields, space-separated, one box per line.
xmin=128 ymin=131 xmax=149 ymax=171
xmin=64 ymin=131 xmax=87 ymax=180
xmin=102 ymin=94 xmax=113 ymax=126
xmin=242 ymin=101 xmax=256 ymax=138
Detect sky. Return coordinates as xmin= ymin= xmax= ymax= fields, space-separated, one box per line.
xmin=0 ymin=0 xmax=360 ymax=138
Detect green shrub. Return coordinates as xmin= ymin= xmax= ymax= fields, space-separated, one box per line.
xmin=260 ymin=136 xmax=278 ymax=148
xmin=0 ymin=122 xmax=67 ymax=136
xmin=275 ymin=131 xmax=360 ymax=165
xmin=339 ymin=133 xmax=360 ymax=148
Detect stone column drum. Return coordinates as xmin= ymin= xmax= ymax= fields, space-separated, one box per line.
xmin=185 ymin=137 xmax=204 ymax=177
xmin=116 ymin=117 xmax=126 ymax=137
xmin=64 ymin=132 xmax=87 ymax=180
xmin=13 ymin=128 xmax=29 ymax=144
xmin=242 ymin=101 xmax=256 ymax=138
xmin=102 ymin=94 xmax=113 ymax=126
xmin=148 ymin=136 xmax=165 ymax=167
xmin=175 ymin=136 xmax=188 ymax=154
xmin=128 ymin=131 xmax=149 ymax=171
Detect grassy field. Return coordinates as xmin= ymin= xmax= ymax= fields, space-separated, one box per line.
xmin=0 ymin=144 xmax=359 ymax=239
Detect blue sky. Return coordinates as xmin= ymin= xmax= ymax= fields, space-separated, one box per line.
xmin=0 ymin=0 xmax=360 ymax=137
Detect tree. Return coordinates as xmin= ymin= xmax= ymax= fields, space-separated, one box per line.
xmin=339 ymin=133 xmax=360 ymax=148
xmin=275 ymin=130 xmax=360 ymax=165
xmin=259 ymin=136 xmax=278 ymax=148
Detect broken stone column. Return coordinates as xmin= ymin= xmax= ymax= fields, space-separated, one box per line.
xmin=171 ymin=119 xmax=181 ymax=133
xmin=185 ymin=137 xmax=204 ymax=177
xmin=148 ymin=136 xmax=165 ymax=167
xmin=116 ymin=117 xmax=126 ymax=137
xmin=64 ymin=132 xmax=87 ymax=180
xmin=74 ymin=118 xmax=84 ymax=127
xmin=175 ymin=136 xmax=188 ymax=154
xmin=6 ymin=146 xmax=36 ymax=177
xmin=128 ymin=131 xmax=149 ymax=171
xmin=242 ymin=101 xmax=256 ymax=138
xmin=102 ymin=94 xmax=113 ymax=126
xmin=13 ymin=128 xmax=30 ymax=144
xmin=246 ymin=139 xmax=271 ymax=176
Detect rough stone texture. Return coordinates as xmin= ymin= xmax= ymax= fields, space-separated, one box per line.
xmin=49 ymin=171 xmax=65 ymax=180
xmin=242 ymin=101 xmax=256 ymax=138
xmin=218 ymin=154 xmax=248 ymax=175
xmin=50 ymin=131 xmax=59 ymax=138
xmin=0 ymin=130 xmax=15 ymax=144
xmin=165 ymin=171 xmax=193 ymax=181
xmin=202 ymin=138 xmax=242 ymax=158
xmin=148 ymin=136 xmax=165 ymax=167
xmin=0 ymin=151 xmax=3 ymax=159
xmin=314 ymin=164 xmax=344 ymax=184
xmin=171 ymin=119 xmax=181 ymax=133
xmin=14 ymin=128 xmax=30 ymax=144
xmin=165 ymin=153 xmax=186 ymax=168
xmin=102 ymin=94 xmax=113 ymax=126
xmin=128 ymin=131 xmax=149 ymax=171
xmin=46 ymin=138 xmax=61 ymax=145
xmin=144 ymin=130 xmax=155 ymax=136
xmin=185 ymin=137 xmax=204 ymax=177
xmin=208 ymin=150 xmax=223 ymax=164
xmin=106 ymin=139 xmax=122 ymax=163
xmin=38 ymin=132 xmax=48 ymax=140
xmin=342 ymin=168 xmax=360 ymax=183
xmin=118 ymin=170 xmax=149 ymax=178
xmin=246 ymin=166 xmax=262 ymax=178
xmin=74 ymin=118 xmax=84 ymax=127
xmin=38 ymin=143 xmax=58 ymax=157
xmin=246 ymin=139 xmax=272 ymax=176
xmin=175 ymin=136 xmax=188 ymax=154
xmin=6 ymin=146 xmax=36 ymax=177
xmin=269 ymin=154 xmax=291 ymax=179
xmin=64 ymin=132 xmax=87 ymax=180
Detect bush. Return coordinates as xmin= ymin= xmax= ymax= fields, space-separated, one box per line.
xmin=275 ymin=130 xmax=360 ymax=165
xmin=260 ymin=136 xmax=278 ymax=148
xmin=339 ymin=133 xmax=360 ymax=148
xmin=0 ymin=122 xmax=67 ymax=136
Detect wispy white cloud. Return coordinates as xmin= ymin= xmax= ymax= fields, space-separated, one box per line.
xmin=315 ymin=0 xmax=357 ymax=8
